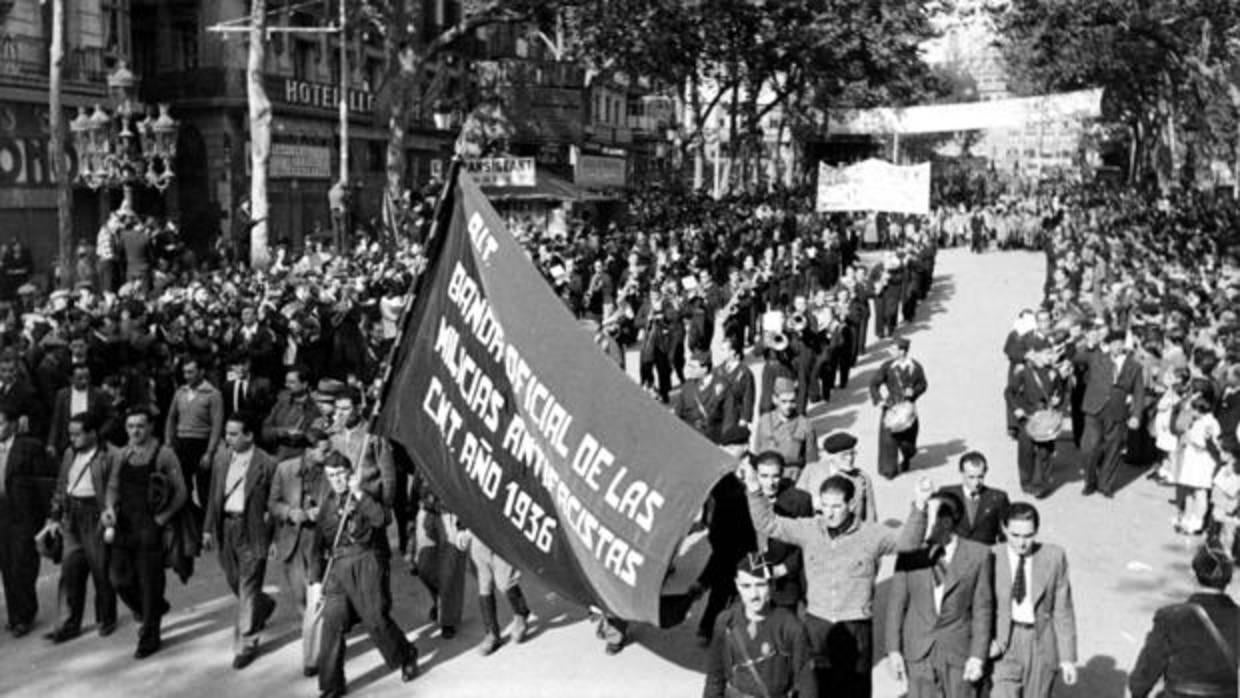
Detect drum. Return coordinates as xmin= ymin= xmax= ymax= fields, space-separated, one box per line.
xmin=883 ymin=401 xmax=917 ymax=434
xmin=1025 ymin=409 xmax=1065 ymax=443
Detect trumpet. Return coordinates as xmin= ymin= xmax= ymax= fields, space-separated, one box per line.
xmin=788 ymin=312 xmax=809 ymax=333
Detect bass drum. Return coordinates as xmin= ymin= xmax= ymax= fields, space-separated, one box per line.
xmin=883 ymin=401 xmax=918 ymax=434
xmin=1024 ymin=409 xmax=1065 ymax=443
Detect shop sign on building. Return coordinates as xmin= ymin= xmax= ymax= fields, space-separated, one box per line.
xmin=575 ymin=154 xmax=626 ymax=188
xmin=464 ymin=157 xmax=536 ymax=186
xmin=0 ymin=101 xmax=77 ymax=188
xmin=270 ymin=143 xmax=332 ymax=179
xmin=268 ymin=76 xmax=375 ymax=116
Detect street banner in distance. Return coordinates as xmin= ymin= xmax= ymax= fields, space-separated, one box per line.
xmin=376 ymin=169 xmax=731 ymax=623
xmin=816 ymin=158 xmax=931 ymax=215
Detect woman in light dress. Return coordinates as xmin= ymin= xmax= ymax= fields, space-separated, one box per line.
xmin=1151 ymin=367 xmax=1190 ymax=482
xmin=1174 ymin=394 xmax=1223 ymax=534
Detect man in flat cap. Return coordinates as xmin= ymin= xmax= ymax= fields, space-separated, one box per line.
xmin=798 ymin=432 xmax=877 ymax=523
xmin=870 ymin=338 xmax=928 ymax=479
xmin=752 ymin=377 xmax=819 ymax=483
xmin=1071 ymin=327 xmax=1144 ymax=497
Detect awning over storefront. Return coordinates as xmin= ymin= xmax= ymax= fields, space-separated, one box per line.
xmin=481 ymin=168 xmax=609 ymax=202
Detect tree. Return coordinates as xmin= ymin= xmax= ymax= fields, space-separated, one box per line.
xmin=355 ymin=0 xmax=556 ymax=241
xmin=570 ymin=0 xmax=942 ymax=192
xmin=247 ymin=0 xmax=272 ymax=270
xmin=992 ymin=0 xmax=1240 ymax=191
xmin=49 ymin=0 xmax=73 ymax=288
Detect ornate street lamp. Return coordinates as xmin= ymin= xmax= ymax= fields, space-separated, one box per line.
xmin=67 ymin=60 xmax=178 ymax=212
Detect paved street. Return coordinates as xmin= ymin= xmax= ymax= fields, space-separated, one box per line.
xmin=1 ymin=247 xmax=1226 ymax=697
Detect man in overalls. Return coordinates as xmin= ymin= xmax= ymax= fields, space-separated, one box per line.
xmin=109 ymin=407 xmax=187 ymax=658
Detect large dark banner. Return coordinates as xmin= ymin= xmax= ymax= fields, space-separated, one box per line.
xmin=376 ymin=170 xmax=729 ymax=623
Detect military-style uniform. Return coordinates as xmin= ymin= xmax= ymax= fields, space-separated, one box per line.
xmin=869 ymin=357 xmax=928 ymax=479
xmin=1129 ymin=592 xmax=1239 ymax=698
xmin=317 ymin=488 xmax=415 ymax=695
xmin=703 ymin=604 xmax=818 ymax=698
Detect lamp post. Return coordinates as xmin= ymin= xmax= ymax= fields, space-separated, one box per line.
xmin=68 ymin=61 xmax=178 ymax=214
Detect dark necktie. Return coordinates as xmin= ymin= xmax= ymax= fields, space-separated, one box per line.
xmin=1012 ymin=554 xmax=1028 ymax=603
xmin=930 ymin=544 xmax=948 ymax=586
xmin=966 ymin=491 xmax=979 ymax=525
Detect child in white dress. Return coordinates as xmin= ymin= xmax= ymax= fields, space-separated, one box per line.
xmin=1174 ymin=394 xmax=1222 ymax=534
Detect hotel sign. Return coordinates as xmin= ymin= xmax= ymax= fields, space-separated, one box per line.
xmin=268 ymin=77 xmax=375 ymax=116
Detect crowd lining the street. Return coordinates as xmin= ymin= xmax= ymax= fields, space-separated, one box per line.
xmin=0 ymin=183 xmax=1234 ymax=698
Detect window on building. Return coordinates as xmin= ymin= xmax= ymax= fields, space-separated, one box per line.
xmin=293 ymin=40 xmax=313 ymax=80
xmin=175 ymin=20 xmax=199 ymax=71
xmin=368 ymin=140 xmax=385 ymax=173
xmin=101 ymin=0 xmax=132 ymax=62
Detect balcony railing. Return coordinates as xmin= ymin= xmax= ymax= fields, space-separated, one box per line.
xmin=0 ymin=33 xmax=107 ymax=85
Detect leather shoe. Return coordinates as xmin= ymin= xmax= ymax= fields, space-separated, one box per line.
xmin=45 ymin=626 xmax=80 ymax=644
xmin=604 ymin=640 xmax=625 ymax=655
xmin=255 ymin=596 xmax=276 ymax=632
xmin=10 ymin=623 xmax=31 ymax=638
xmin=1081 ymin=484 xmax=1097 ymax=496
xmin=302 ymin=666 xmax=318 ymax=678
xmin=233 ymin=651 xmax=258 ymax=670
xmin=401 ymin=647 xmax=420 ymax=682
xmin=134 ymin=641 xmax=160 ymax=659
xmin=98 ymin=621 xmax=117 ymax=638
xmin=440 ymin=625 xmax=455 ymax=639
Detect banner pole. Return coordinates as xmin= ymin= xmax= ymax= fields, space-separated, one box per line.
xmin=369 ymin=157 xmax=463 ymax=431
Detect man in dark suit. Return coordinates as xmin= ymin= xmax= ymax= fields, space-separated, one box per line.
xmin=44 ymin=411 xmax=121 ymax=643
xmin=1073 ymin=328 xmax=1144 ymax=497
xmin=0 ymin=405 xmax=48 ymax=636
xmin=939 ymin=451 xmax=1010 ymax=545
xmin=47 ymin=363 xmax=112 ymax=459
xmin=887 ymin=491 xmax=994 ymax=698
xmin=1129 ymin=544 xmax=1239 ymax=698
xmin=870 ymin=337 xmax=928 ymax=479
xmin=752 ymin=451 xmax=813 ymax=609
xmin=223 ymin=355 xmax=274 ymax=422
xmin=0 ymin=351 xmax=45 ymax=439
xmin=716 ymin=338 xmax=756 ymax=435
xmin=671 ymin=352 xmax=726 ymax=443
xmin=991 ymin=503 xmax=1078 ymax=698
xmin=1008 ymin=348 xmax=1067 ymax=497
xmin=203 ymin=412 xmax=278 ymax=669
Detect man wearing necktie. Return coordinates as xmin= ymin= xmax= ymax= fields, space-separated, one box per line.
xmin=937 ymin=452 xmax=1010 ymax=546
xmin=990 ymin=503 xmax=1078 ymax=698
xmin=886 ymin=491 xmax=993 ymax=698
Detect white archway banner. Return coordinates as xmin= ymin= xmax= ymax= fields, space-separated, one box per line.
xmin=828 ymin=89 xmax=1103 ymax=135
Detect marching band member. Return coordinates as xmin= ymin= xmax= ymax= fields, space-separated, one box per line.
xmin=870 ymin=338 xmax=928 ymax=479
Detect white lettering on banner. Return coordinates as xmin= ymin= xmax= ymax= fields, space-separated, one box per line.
xmin=575 ymin=154 xmax=626 ymax=188
xmin=435 ymin=257 xmax=669 ymax=586
xmin=816 ymin=158 xmax=930 ymax=215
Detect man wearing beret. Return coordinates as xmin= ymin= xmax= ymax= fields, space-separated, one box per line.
xmin=798 ymin=432 xmax=877 ymax=523
xmin=753 ymin=377 xmax=819 ymax=483
xmin=870 ymin=338 xmax=928 ymax=479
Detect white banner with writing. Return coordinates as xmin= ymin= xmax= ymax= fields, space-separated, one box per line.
xmin=816 ymin=159 xmax=930 ymax=215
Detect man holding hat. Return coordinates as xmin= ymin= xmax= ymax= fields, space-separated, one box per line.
xmin=1129 ymin=543 xmax=1239 ymax=698
xmin=1072 ymin=326 xmax=1145 ymax=497
xmin=870 ymin=338 xmax=928 ymax=479
xmin=753 ymin=376 xmax=819 ymax=483
xmin=702 ymin=552 xmax=817 ymax=698
xmin=798 ymin=432 xmax=877 ymax=523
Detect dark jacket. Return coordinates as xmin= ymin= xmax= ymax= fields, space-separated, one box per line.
xmin=887 ymin=538 xmax=994 ymax=665
xmin=938 ymin=484 xmax=1010 ymax=546
xmin=1129 ymin=592 xmax=1239 ymax=698
xmin=0 ymin=436 xmax=50 ymax=531
xmin=47 ymin=386 xmax=113 ymax=458
xmin=1074 ymin=348 xmax=1145 ymax=421
xmin=202 ymin=446 xmax=277 ymax=550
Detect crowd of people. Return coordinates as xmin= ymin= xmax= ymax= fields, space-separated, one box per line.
xmin=0 ymin=178 xmax=1236 ymax=698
